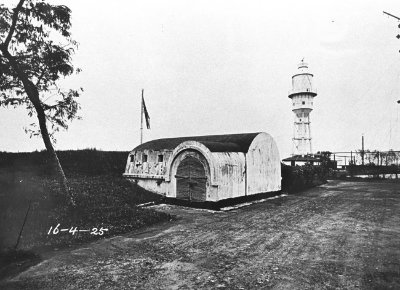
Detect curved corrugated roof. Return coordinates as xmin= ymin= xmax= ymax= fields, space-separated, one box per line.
xmin=133 ymin=133 xmax=261 ymax=153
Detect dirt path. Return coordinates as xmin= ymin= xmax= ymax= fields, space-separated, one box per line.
xmin=2 ymin=180 xmax=400 ymax=289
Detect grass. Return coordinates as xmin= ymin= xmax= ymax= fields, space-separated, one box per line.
xmin=0 ymin=249 xmax=41 ymax=281
xmin=0 ymin=149 xmax=173 ymax=280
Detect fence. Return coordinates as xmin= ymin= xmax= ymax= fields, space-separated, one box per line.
xmin=331 ymin=150 xmax=400 ymax=168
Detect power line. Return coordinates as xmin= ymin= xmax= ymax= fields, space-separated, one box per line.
xmin=383 ymin=11 xmax=400 ymax=21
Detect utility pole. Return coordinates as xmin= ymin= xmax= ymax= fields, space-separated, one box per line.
xmin=140 ymin=89 xmax=144 ymax=144
xmin=361 ymin=134 xmax=365 ymax=166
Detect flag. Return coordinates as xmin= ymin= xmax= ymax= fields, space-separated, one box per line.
xmin=142 ymin=95 xmax=150 ymax=129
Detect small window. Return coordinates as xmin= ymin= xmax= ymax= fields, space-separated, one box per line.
xmin=302 ymin=101 xmax=305 ymax=105
xmin=142 ymin=154 xmax=148 ymax=163
xmin=158 ymin=155 xmax=164 ymax=163
xmin=130 ymin=155 xmax=134 ymax=162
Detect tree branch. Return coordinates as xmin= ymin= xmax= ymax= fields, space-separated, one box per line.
xmin=0 ymin=48 xmax=39 ymax=108
xmin=36 ymin=65 xmax=47 ymax=86
xmin=3 ymin=0 xmax=25 ymax=49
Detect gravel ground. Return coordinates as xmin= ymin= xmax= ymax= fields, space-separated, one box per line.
xmin=1 ymin=180 xmax=400 ymax=289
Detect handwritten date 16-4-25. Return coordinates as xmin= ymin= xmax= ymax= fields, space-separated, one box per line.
xmin=48 ymin=224 xmax=109 ymax=236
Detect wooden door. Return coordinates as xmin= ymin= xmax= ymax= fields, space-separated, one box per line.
xmin=175 ymin=156 xmax=207 ymax=201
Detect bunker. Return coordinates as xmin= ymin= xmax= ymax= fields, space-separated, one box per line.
xmin=123 ymin=132 xmax=281 ymax=203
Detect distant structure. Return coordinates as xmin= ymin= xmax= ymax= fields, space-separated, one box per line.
xmin=123 ymin=133 xmax=281 ymax=203
xmin=288 ymin=60 xmax=317 ymax=156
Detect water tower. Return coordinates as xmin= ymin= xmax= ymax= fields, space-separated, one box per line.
xmin=288 ymin=60 xmax=317 ymax=156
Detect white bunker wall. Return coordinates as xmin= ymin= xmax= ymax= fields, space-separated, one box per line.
xmin=246 ymin=133 xmax=281 ymax=195
xmin=212 ymin=152 xmax=246 ymax=201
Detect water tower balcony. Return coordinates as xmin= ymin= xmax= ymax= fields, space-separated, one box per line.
xmin=294 ymin=120 xmax=311 ymax=124
xmin=288 ymin=88 xmax=317 ymax=98
xmin=292 ymin=106 xmax=313 ymax=112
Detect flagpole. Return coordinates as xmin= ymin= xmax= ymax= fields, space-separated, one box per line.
xmin=140 ymin=89 xmax=144 ymax=144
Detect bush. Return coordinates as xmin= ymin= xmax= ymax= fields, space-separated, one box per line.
xmin=281 ymin=163 xmax=328 ymax=193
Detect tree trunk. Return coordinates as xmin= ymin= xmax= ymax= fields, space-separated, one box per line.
xmin=1 ymin=48 xmax=76 ymax=206
xmin=28 ymin=88 xmax=76 ymax=205
xmin=33 ymin=98 xmax=75 ymax=205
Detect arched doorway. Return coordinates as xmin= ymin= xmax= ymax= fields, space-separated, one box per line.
xmin=175 ymin=155 xmax=207 ymax=201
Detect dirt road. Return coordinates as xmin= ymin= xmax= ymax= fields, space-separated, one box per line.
xmin=2 ymin=180 xmax=400 ymax=289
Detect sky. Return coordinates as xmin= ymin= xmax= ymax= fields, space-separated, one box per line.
xmin=1 ymin=0 xmax=400 ymax=159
